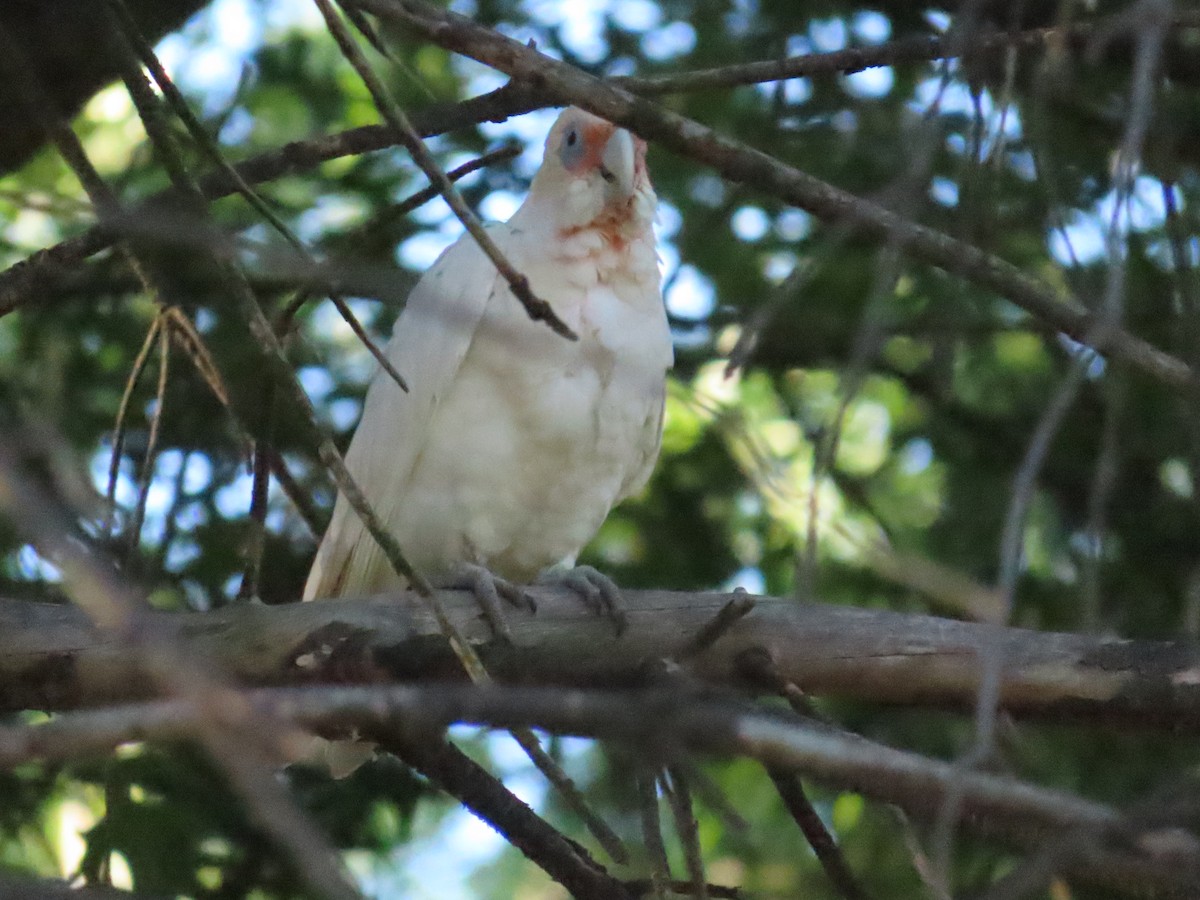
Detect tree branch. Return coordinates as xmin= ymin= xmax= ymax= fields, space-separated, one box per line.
xmin=355 ymin=0 xmax=1199 ymax=393
xmin=618 ymin=10 xmax=1200 ymax=94
xmin=0 ymin=83 xmax=544 ymax=318
xmin=3 ymin=588 xmax=1200 ymax=730
xmin=3 ymin=680 xmax=1197 ymax=894
xmin=381 ymin=731 xmax=632 ymax=900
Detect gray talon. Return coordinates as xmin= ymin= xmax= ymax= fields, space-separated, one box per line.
xmin=495 ymin=578 xmax=537 ymax=613
xmin=539 ymin=565 xmax=627 ymax=635
xmin=440 ymin=563 xmax=537 ymax=642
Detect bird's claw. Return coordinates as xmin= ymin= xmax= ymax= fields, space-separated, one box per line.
xmin=537 ymin=565 xmax=627 ymax=635
xmin=442 ymin=563 xmax=536 ymax=643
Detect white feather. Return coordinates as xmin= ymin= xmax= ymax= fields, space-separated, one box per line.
xmin=304 ymin=109 xmax=671 ymax=601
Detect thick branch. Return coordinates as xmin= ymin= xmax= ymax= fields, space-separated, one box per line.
xmin=3 ymin=589 xmax=1199 ymax=730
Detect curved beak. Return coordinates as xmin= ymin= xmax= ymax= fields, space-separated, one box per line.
xmin=598 ymin=128 xmax=636 ymax=201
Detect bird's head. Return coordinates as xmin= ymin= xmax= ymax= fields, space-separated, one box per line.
xmin=529 ymin=107 xmax=653 ymax=240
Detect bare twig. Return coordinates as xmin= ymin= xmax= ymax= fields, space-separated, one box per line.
xmin=680 ymin=762 xmax=749 ymax=834
xmin=0 ymin=431 xmax=359 ymax=900
xmin=326 ymin=293 xmax=409 ymax=392
xmin=275 ymin=146 xmax=519 ymax=331
xmin=265 ymin=447 xmax=326 ymax=539
xmin=637 ymin=768 xmax=672 ymax=900
xmin=1081 ymin=376 xmax=1125 ymax=631
xmin=769 ymin=770 xmax=869 ymax=900
xmin=240 ymin=399 xmax=274 ymax=602
xmin=380 ymin=730 xmax=633 ymax=900
xmin=314 ymin=0 xmax=576 ymax=339
xmin=890 ymin=809 xmax=952 ymax=900
xmin=509 ymin=725 xmax=629 ymax=863
xmin=936 ymin=1 xmax=1173 ymax=885
xmin=105 ymin=316 xmax=161 ymax=536
xmin=677 ymin=594 xmax=756 ymax=660
xmin=164 ymin=307 xmax=232 ymax=409
xmin=617 ymin=10 xmax=1200 ymax=94
xmin=662 ymin=768 xmax=708 ymax=900
xmin=359 ymin=0 xmax=1199 ymax=392
xmin=125 ymin=322 xmax=170 ymax=560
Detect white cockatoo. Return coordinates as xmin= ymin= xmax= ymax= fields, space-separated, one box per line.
xmin=303 ymin=108 xmax=672 ymax=615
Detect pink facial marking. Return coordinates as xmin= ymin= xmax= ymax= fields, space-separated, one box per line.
xmin=564 ymin=120 xmax=616 ymax=175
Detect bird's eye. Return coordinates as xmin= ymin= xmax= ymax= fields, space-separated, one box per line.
xmin=566 ymin=130 xmax=578 ymax=147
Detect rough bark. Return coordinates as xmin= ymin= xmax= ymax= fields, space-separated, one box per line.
xmin=3 ymin=589 xmax=1199 ymax=730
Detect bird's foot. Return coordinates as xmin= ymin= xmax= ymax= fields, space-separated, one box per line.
xmin=440 ymin=563 xmax=536 ymax=643
xmin=536 ymin=564 xmax=627 ymax=636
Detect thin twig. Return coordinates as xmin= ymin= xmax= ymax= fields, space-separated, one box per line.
xmin=676 ymin=594 xmax=755 ymax=661
xmin=314 ymin=0 xmax=576 ymax=339
xmin=110 ymin=0 xmax=411 ymax=397
xmin=769 ymin=770 xmax=869 ymax=900
xmin=326 ymin=293 xmax=408 ymax=392
xmin=275 ymin=144 xmax=519 ymax=330
xmin=164 ymin=307 xmax=232 ymax=409
xmin=380 ymin=730 xmax=633 ymax=900
xmin=125 ymin=321 xmax=171 ymax=560
xmin=935 ymin=0 xmax=1173 ymax=885
xmin=362 ymin=0 xmax=1200 ymax=392
xmin=509 ymin=726 xmax=629 ymax=863
xmin=105 ymin=316 xmax=161 ymax=537
xmin=678 ymin=761 xmax=749 ymax=834
xmin=239 ymin=393 xmax=275 ymax=603
xmin=663 ymin=768 xmax=708 ymax=900
xmin=637 ymin=768 xmax=672 ymax=900
xmin=265 ymin=448 xmax=326 ymax=539
xmin=1081 ymin=376 xmax=1124 ymax=632
xmin=616 ymin=10 xmax=1200 ymax=94
xmin=0 ymin=9 xmax=363 ymax=896
xmin=889 ymin=808 xmax=952 ymax=900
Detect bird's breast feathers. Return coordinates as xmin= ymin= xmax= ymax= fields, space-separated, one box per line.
xmin=395 ymin=218 xmax=670 ymax=579
xmin=304 ymin=112 xmax=672 ymax=597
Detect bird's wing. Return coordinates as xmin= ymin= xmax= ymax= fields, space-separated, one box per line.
xmin=303 ymin=230 xmax=506 ymax=601
xmin=616 ymin=381 xmax=667 ymax=502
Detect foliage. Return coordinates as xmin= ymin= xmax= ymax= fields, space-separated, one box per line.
xmin=2 ymin=0 xmax=1199 ymax=897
